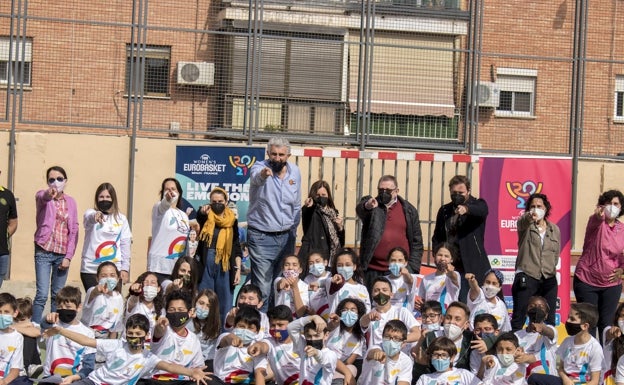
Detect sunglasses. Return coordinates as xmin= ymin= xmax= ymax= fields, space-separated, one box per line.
xmin=48 ymin=176 xmax=65 ymax=184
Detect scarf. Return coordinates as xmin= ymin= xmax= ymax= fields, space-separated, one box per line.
xmin=318 ymin=204 xmax=341 ymax=261
xmin=199 ymin=206 xmax=236 ymax=272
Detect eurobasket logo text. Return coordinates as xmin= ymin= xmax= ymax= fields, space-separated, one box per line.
xmin=505 ymin=180 xmax=543 ymax=209
xmin=182 ymin=154 xmax=227 ymax=175
xmin=229 ymin=155 xmax=257 ymax=176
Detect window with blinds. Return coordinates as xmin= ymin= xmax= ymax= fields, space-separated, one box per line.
xmin=0 ymin=36 xmax=33 ymax=86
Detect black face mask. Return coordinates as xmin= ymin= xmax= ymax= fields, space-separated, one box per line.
xmin=376 ymin=191 xmax=393 ymax=206
xmin=373 ymin=293 xmax=391 ymax=306
xmin=127 ymin=336 xmax=145 ymax=350
xmin=166 ymin=311 xmax=190 ymax=328
xmin=527 ymin=307 xmax=547 ymax=324
xmin=306 ymin=339 xmax=324 ymax=350
xmin=314 ymin=197 xmax=329 ymax=207
xmin=97 ymin=200 xmax=113 ymax=213
xmin=451 ymin=193 xmax=466 ymax=207
xmin=58 ymin=309 xmax=77 ymax=324
xmin=268 ymin=159 xmax=286 ymax=173
xmin=565 ymin=321 xmax=583 ymax=336
xmin=210 ymin=202 xmax=226 ymax=215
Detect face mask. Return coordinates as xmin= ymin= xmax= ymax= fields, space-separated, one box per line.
xmin=210 ymin=202 xmax=226 ymax=215
xmin=605 ymin=204 xmax=621 ymax=219
xmin=142 ymin=286 xmax=158 ymax=302
xmin=305 ymin=339 xmax=324 ymax=350
xmin=443 ymin=323 xmax=463 ymax=340
xmin=233 ymin=328 xmax=257 ymax=345
xmin=50 ymin=180 xmax=66 ymax=193
xmin=283 ymin=269 xmax=299 ymax=279
xmin=166 ymin=311 xmax=190 ymax=328
xmin=618 ymin=320 xmax=624 ymax=332
xmin=451 ymin=192 xmax=465 ymax=207
xmin=0 ymin=314 xmax=13 ymax=329
xmin=195 ymin=306 xmax=209 ymax=320
xmin=479 ymin=332 xmax=497 ymax=346
xmin=180 ymin=274 xmax=191 ymax=284
xmin=482 ymin=284 xmax=501 ymax=299
xmin=497 ymin=353 xmax=515 ymax=367
xmin=99 ymin=277 xmax=118 ymax=292
xmin=376 ymin=191 xmax=393 ymax=206
xmin=127 ymin=336 xmax=145 ymax=351
xmin=308 ymin=263 xmax=325 ymax=277
xmin=268 ymin=159 xmax=286 ymax=173
xmin=269 ymin=328 xmax=289 ymax=343
xmin=337 ymin=266 xmax=354 ymax=281
xmin=340 ymin=310 xmax=359 ymax=327
xmin=435 ymin=260 xmax=448 ymax=271
xmin=58 ymin=309 xmax=77 ymax=324
xmin=527 ymin=307 xmax=547 ymax=324
xmin=97 ymin=200 xmax=113 ymax=213
xmin=432 ymin=357 xmax=451 ymax=372
xmin=423 ymin=323 xmax=440 ymax=331
xmin=381 ymin=339 xmax=402 ymax=357
xmin=530 ymin=207 xmax=546 ymax=221
xmin=373 ymin=293 xmax=391 ymax=306
xmin=565 ymin=321 xmax=583 ymax=336
xmin=314 ymin=197 xmax=329 ymax=207
xmin=388 ymin=263 xmax=403 ymax=277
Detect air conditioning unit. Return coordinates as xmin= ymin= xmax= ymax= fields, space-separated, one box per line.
xmin=473 ymin=81 xmax=501 ymax=108
xmin=177 ymin=62 xmax=214 ymax=86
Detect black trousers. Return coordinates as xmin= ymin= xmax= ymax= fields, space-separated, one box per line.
xmin=511 ymin=272 xmax=557 ymax=330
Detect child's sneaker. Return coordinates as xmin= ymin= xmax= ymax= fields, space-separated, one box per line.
xmin=27 ymin=364 xmax=43 ymax=379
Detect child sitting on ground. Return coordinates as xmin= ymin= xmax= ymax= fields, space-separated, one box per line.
xmin=478 ymin=332 xmax=526 ymax=385
xmin=288 ymin=314 xmax=338 ymax=385
xmin=358 ymin=320 xmax=413 ymax=385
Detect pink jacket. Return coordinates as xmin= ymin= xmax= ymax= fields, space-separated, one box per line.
xmin=575 ymin=214 xmax=624 ymax=287
xmin=34 ymin=190 xmax=79 ymax=259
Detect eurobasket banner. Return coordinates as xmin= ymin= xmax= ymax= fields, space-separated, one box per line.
xmin=175 ymin=146 xmax=266 ymax=241
xmin=479 ymin=156 xmax=572 ymax=325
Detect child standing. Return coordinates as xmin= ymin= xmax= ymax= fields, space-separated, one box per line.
xmin=466 ymin=269 xmax=511 ymax=332
xmin=274 ymin=255 xmax=309 ymax=318
xmin=528 ymin=303 xmax=603 ymax=385
xmin=287 ymin=314 xmax=338 ymax=385
xmin=417 ymin=243 xmax=460 ymax=312
xmin=304 ymin=252 xmax=331 ymax=320
xmin=81 ymin=261 xmax=124 ymax=339
xmin=415 ymin=336 xmax=481 ymax=385
xmin=358 ymin=320 xmax=413 ymax=385
xmin=326 ymin=248 xmax=371 ymax=313
xmin=478 ymin=332 xmax=526 ymax=385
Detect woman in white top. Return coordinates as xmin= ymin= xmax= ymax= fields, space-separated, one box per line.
xmin=148 ymin=178 xmax=191 ymax=282
xmin=80 ymin=182 xmax=132 ymax=291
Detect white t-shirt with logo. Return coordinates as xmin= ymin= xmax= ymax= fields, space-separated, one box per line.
xmin=515 ymin=327 xmax=558 ymax=376
xmin=388 ymin=273 xmax=422 ymax=312
xmin=81 ymin=288 xmax=125 ymax=336
xmin=81 ymin=209 xmax=132 ymax=274
xmin=264 ymin=338 xmax=300 ymax=385
xmin=288 ymin=316 xmax=338 ymax=385
xmin=213 ymin=332 xmax=265 ymax=384
xmin=149 ymin=326 xmax=204 ymax=380
xmin=418 ymin=272 xmax=461 ymax=310
xmin=415 ymin=367 xmax=481 ymax=385
xmin=0 ymin=328 xmax=23 ymax=378
xmin=43 ymin=321 xmax=97 ymax=377
xmin=148 ymin=201 xmax=190 ymax=275
xmin=88 ymin=339 xmax=162 ymax=385
xmin=467 ymin=289 xmax=511 ymax=332
xmin=273 ymin=277 xmax=310 ymax=316
xmin=304 ymin=273 xmax=331 ymax=320
xmin=363 ymin=306 xmax=419 ymax=347
xmin=557 ymin=336 xmax=604 ymax=383
xmin=358 ymin=346 xmax=413 ymax=385
xmin=326 ymin=328 xmax=365 ymax=362
xmin=481 ymin=357 xmax=526 ymax=385
xmin=325 ymin=280 xmax=372 ymax=314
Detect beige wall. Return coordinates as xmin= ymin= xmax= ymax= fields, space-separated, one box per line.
xmin=0 ymin=131 xmax=620 ymax=283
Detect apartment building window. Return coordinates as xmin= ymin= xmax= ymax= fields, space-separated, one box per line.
xmin=125 ymin=45 xmax=171 ymax=97
xmin=496 ymin=68 xmax=537 ymax=117
xmin=615 ymin=76 xmax=624 ymax=121
xmin=0 ymin=36 xmax=32 ymax=86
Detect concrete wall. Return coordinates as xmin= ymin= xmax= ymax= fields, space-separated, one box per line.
xmin=0 ymin=131 xmax=621 ymax=283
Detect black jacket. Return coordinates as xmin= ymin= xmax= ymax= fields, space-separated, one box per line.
xmin=298 ymin=204 xmax=345 ymax=262
xmin=432 ymin=195 xmax=489 ymax=282
xmin=356 ymin=195 xmax=424 ymax=274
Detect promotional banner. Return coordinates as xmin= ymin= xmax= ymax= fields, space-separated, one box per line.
xmin=479 ymin=156 xmax=572 ymax=326
xmin=175 ymin=145 xmax=266 ymax=242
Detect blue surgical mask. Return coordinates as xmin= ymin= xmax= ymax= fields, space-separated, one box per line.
xmin=336 ymin=266 xmax=354 ymax=281
xmin=340 ymin=310 xmax=359 ymax=327
xmin=381 ymin=339 xmax=402 ymax=357
xmin=195 ymin=306 xmax=209 ymax=320
xmin=388 ymin=263 xmax=403 ymax=277
xmin=423 ymin=323 xmax=440 ymax=331
xmin=309 ymin=263 xmax=326 ymax=277
xmin=432 ymin=357 xmax=451 ymax=372
xmin=233 ymin=328 xmax=257 ymax=345
xmin=99 ymin=277 xmax=118 ymax=292
xmin=0 ymin=314 xmax=13 ymax=329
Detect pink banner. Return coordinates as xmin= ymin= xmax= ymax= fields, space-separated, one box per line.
xmin=479 ymin=156 xmax=572 ymax=325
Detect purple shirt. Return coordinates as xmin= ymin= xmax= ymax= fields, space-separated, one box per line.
xmin=34 ymin=190 xmax=79 ymax=259
xmin=575 ymin=214 xmax=624 ymax=287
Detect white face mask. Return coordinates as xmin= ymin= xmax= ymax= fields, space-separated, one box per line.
xmin=618 ymin=320 xmax=624 ymax=332
xmin=530 ymin=207 xmax=546 ymax=221
xmin=482 ymin=284 xmax=501 ymax=299
xmin=605 ymin=204 xmax=621 ymax=219
xmin=50 ymin=180 xmax=66 ymax=192
xmin=443 ymin=323 xmax=464 ymax=340
xmin=142 ymin=286 xmax=158 ymax=302
xmin=497 ymin=353 xmax=515 ymax=367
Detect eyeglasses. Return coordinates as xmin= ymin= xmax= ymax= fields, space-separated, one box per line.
xmin=48 ymin=176 xmax=65 ymax=184
xmin=378 ymin=188 xmax=396 ymax=195
xmin=423 ymin=313 xmax=441 ymax=320
xmin=431 ymin=353 xmax=450 ymax=360
xmin=382 ymin=337 xmax=404 ymax=343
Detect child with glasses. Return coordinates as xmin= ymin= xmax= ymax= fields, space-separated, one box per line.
xmin=415 ymin=336 xmax=481 ymax=385
xmin=420 ymin=300 xmax=443 ymax=333
xmin=358 ymin=320 xmax=413 ymax=385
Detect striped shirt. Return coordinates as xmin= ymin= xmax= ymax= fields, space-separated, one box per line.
xmin=42 ymin=197 xmax=69 ymax=255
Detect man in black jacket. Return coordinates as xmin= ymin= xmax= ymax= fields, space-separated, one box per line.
xmin=432 ymin=175 xmax=489 ymax=302
xmin=356 ymin=175 xmax=424 ymax=290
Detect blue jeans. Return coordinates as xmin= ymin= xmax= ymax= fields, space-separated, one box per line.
xmin=247 ymin=227 xmax=295 ymax=312
xmin=198 ymin=248 xmax=233 ymax=325
xmin=0 ymin=254 xmax=9 ymax=288
xmin=33 ymin=247 xmax=69 ymax=324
